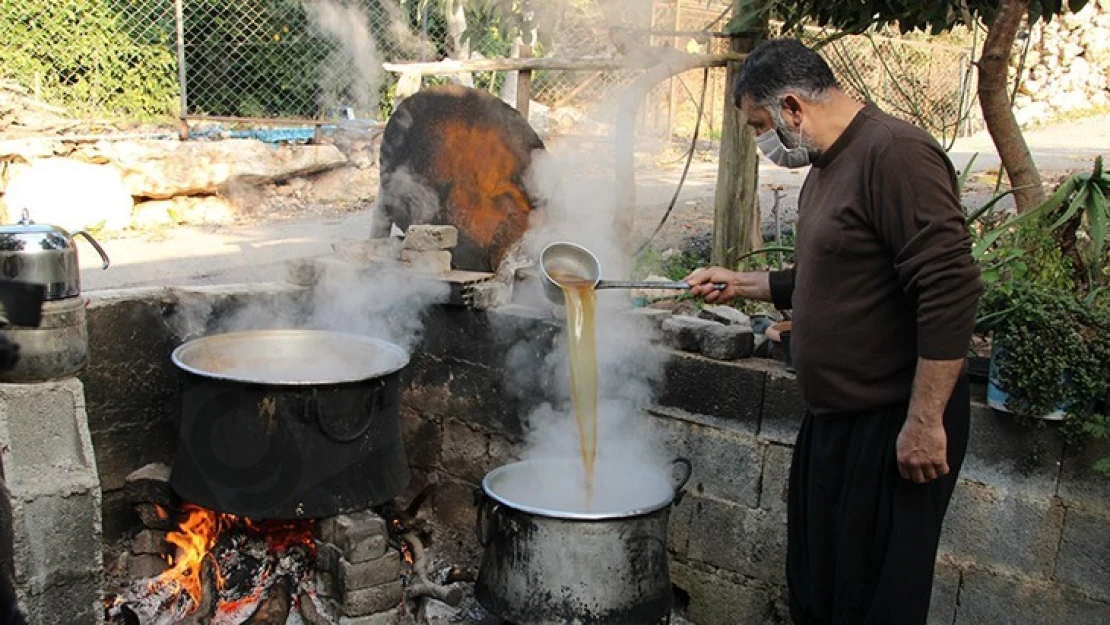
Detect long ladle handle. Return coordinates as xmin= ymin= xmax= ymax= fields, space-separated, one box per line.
xmin=596 ymin=280 xmax=727 ymax=291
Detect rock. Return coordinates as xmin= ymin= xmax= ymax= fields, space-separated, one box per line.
xmin=698 ymin=305 xmax=751 ymax=327
xmin=2 ymin=158 xmax=133 ymax=231
xmin=131 ymin=529 xmax=170 ymax=556
xmin=332 ymin=238 xmax=403 ymax=265
xmin=661 ymin=315 xmax=718 ymax=352
xmin=700 ymin=324 xmax=756 ymax=361
xmin=74 ymin=139 xmax=347 ymax=199
xmin=130 ymin=196 xmax=235 ymax=229
xmin=0 ymin=138 xmax=62 ymax=162
xmin=305 ymin=166 xmax=379 ymax=205
xmin=403 ymin=225 xmax=459 ymax=251
xmin=123 ymin=463 xmax=175 ymax=507
xmin=401 ymin=249 xmax=452 ymax=274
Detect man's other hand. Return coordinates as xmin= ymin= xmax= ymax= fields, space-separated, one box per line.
xmin=684 ymin=267 xmax=771 ymax=303
xmin=896 ymin=417 xmax=949 ymax=484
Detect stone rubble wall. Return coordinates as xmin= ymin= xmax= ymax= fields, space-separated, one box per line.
xmin=0 ymin=131 xmax=382 ymax=234
xmin=1012 ymin=0 xmax=1110 ymax=126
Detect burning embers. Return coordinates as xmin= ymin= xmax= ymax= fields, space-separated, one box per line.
xmin=108 ymin=505 xmax=322 ymax=624
xmin=107 ymin=463 xmax=414 ymax=624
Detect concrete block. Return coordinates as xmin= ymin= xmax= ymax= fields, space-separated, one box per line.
xmin=463 ymin=282 xmax=509 ymax=310
xmin=1054 ymin=507 xmax=1110 ymax=601
xmin=699 ymin=325 xmax=755 ymax=361
xmin=317 ymin=512 xmax=389 ymax=564
xmin=668 ymin=488 xmax=696 ymax=558
xmin=670 ymin=560 xmax=787 ymax=625
xmin=1058 ymin=436 xmax=1110 ymax=514
xmin=698 ymin=305 xmax=751 ymax=327
xmin=684 ymin=425 xmax=763 ymax=507
xmin=17 ymin=571 xmax=102 ymax=625
xmin=339 ymin=608 xmax=401 ymax=624
xmin=440 ymin=419 xmax=492 ymax=483
xmin=938 ymin=482 xmax=1064 ymax=579
xmin=661 ymin=316 xmax=717 ymax=352
xmin=759 ymin=443 xmax=793 ymax=518
xmin=343 ymin=580 xmax=403 ymax=616
xmin=927 ymin=560 xmax=961 ymax=625
xmin=758 ymin=367 xmax=805 ymax=445
xmin=687 ymin=497 xmax=787 ymax=584
xmin=340 ymin=550 xmax=403 ymax=591
xmin=404 ymin=225 xmax=458 ymax=251
xmin=622 ymin=307 xmax=672 ymax=334
xmin=131 ymin=529 xmax=169 ymax=555
xmin=0 ymin=380 xmax=94 ymax=483
xmin=954 ymin=567 xmax=1110 ymax=625
xmin=12 ymin=489 xmax=103 ymax=586
xmin=123 ymin=462 xmax=176 ymax=507
xmin=960 ymin=403 xmax=1064 ymax=500
xmin=134 ymin=503 xmax=178 ymax=532
xmin=401 ymin=249 xmax=452 ymax=274
xmin=401 ymin=408 xmax=441 ymax=471
xmin=657 ymin=354 xmax=765 ymax=428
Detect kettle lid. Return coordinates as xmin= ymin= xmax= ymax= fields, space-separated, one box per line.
xmin=0 ymin=210 xmax=75 ymax=250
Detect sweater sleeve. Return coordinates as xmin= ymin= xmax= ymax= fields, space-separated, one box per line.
xmin=768 ymin=267 xmax=795 ymax=311
xmin=869 ymin=137 xmax=983 ymax=360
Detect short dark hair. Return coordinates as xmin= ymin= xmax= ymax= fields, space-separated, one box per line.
xmin=733 ymin=39 xmax=839 ymax=109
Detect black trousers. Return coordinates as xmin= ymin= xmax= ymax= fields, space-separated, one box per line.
xmin=786 ymin=377 xmax=970 ymax=625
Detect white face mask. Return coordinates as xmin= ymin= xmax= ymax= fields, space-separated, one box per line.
xmin=755 ymin=128 xmax=813 ymax=169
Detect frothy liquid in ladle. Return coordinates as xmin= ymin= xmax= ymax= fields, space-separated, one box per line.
xmin=549 ymin=270 xmax=599 ymax=508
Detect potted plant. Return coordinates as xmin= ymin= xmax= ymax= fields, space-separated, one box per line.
xmin=971 ymin=157 xmax=1110 ymax=471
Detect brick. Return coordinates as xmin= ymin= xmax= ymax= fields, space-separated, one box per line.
xmin=698 ymin=305 xmax=751 ymax=327
xmin=670 ymin=560 xmax=788 ymax=625
xmin=954 ymin=567 xmax=1110 ymax=625
xmin=1054 ymin=507 xmax=1110 ymax=601
xmin=128 ymin=553 xmax=168 ymax=580
xmin=401 ymin=249 xmax=452 ymax=274
xmin=938 ymin=482 xmax=1064 ymax=579
xmin=339 ymin=608 xmax=401 ymax=625
xmin=661 ymin=316 xmax=717 ymax=352
xmin=340 ymin=550 xmax=403 ymax=591
xmin=441 ymin=419 xmax=494 ymax=482
xmin=404 ymin=225 xmax=458 ymax=251
xmin=343 ymin=580 xmax=403 ymax=617
xmin=687 ymin=497 xmax=787 ymax=584
xmin=131 ymin=529 xmax=169 ymax=555
xmin=960 ymin=402 xmax=1064 ymax=500
xmin=123 ymin=462 xmax=176 ymax=507
xmin=699 ymin=325 xmax=755 ymax=361
xmin=758 ymin=367 xmax=805 ymax=444
xmin=684 ymin=425 xmax=763 ymax=507
xmin=317 ymin=512 xmax=389 ymax=564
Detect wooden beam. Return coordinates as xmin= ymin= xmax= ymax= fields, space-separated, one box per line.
xmin=711 ymin=5 xmax=765 ymax=269
xmin=516 ymin=43 xmax=533 ymax=119
xmin=382 ymin=53 xmax=739 ymax=76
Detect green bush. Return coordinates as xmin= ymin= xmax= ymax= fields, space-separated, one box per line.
xmin=0 ymin=0 xmax=178 ymax=120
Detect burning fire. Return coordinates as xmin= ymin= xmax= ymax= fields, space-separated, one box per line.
xmin=146 ymin=504 xmax=316 ymax=615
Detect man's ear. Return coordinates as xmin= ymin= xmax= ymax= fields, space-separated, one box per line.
xmin=781 ymin=94 xmax=804 ymax=120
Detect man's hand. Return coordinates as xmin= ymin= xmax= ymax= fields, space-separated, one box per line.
xmin=896 ymin=415 xmax=949 ymax=484
xmin=684 ymin=267 xmax=772 ymax=303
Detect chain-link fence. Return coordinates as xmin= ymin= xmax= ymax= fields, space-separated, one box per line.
xmin=0 ymin=0 xmax=980 ymax=140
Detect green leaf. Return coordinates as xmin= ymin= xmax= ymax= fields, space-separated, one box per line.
xmin=1087 ymin=183 xmax=1108 ymax=265
xmin=1050 ymin=185 xmax=1089 ymax=231
xmin=958 ymin=152 xmax=979 ymax=193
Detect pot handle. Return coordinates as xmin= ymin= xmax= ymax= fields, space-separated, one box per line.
xmin=474 ymin=488 xmax=500 ymax=548
xmin=671 ymin=457 xmax=693 ymax=506
xmin=73 ymin=230 xmax=110 ymax=270
xmin=314 ymin=382 xmax=382 ymax=443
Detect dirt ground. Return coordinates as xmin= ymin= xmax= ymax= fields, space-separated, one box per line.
xmin=80 ymin=114 xmax=1110 ymax=292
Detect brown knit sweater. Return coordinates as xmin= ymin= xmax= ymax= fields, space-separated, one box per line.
xmin=768 ymin=104 xmax=982 ymax=414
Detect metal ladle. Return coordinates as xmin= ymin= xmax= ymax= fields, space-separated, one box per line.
xmin=539 ymin=241 xmax=725 ymax=305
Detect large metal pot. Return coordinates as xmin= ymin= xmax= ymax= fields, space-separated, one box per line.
xmin=170 ymin=329 xmax=411 ymax=519
xmin=474 ymin=457 xmax=692 ymax=625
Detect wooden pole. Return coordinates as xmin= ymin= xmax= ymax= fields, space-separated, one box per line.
xmin=174 ymin=0 xmax=189 ymax=139
xmin=711 ymin=4 xmax=765 ymax=269
xmin=666 ymin=1 xmax=681 ymax=139
xmin=382 ymin=54 xmax=737 ymax=75
xmin=516 ymin=43 xmax=533 ymax=119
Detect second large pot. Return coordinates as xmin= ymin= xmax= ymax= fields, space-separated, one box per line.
xmin=475 ymin=457 xmax=692 ymax=625
xmin=170 ymin=330 xmax=411 ymax=519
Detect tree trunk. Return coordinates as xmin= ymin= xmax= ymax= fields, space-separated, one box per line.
xmin=711 ymin=4 xmax=764 ymax=268
xmin=977 ymin=0 xmax=1046 ymax=212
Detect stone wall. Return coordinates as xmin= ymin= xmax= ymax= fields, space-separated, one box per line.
xmin=73 ymin=288 xmax=1110 ymax=623
xmin=1012 ymin=0 xmax=1110 ymax=126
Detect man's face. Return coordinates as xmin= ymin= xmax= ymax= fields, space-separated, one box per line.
xmin=741 ymin=96 xmax=803 ymax=150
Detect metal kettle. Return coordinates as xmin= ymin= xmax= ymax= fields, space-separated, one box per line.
xmin=0 ymin=210 xmax=110 ymax=300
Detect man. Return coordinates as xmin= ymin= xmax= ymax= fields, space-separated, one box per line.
xmin=686 ymin=39 xmax=982 ymax=624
